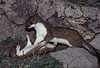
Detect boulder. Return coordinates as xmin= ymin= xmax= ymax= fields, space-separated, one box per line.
xmin=50 ymin=48 xmax=98 ymax=68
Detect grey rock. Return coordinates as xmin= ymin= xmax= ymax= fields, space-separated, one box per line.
xmin=53 ymin=0 xmax=65 ymax=17
xmin=65 ymin=3 xmax=82 ymax=18
xmin=11 ymin=24 xmax=27 ymax=40
xmin=0 ymin=16 xmax=12 ymax=41
xmin=97 ymin=10 xmax=100 ymax=19
xmin=1 ymin=0 xmax=37 ymax=25
xmin=11 ymin=24 xmax=35 ymax=42
xmin=82 ymin=7 xmax=99 ymax=19
xmin=69 ymin=0 xmax=98 ymax=4
xmin=50 ymin=48 xmax=98 ymax=68
xmin=89 ymin=20 xmax=100 ymax=33
xmin=90 ymin=35 xmax=100 ymax=50
xmin=37 ymin=0 xmax=55 ymax=20
xmin=47 ymin=15 xmax=71 ymax=27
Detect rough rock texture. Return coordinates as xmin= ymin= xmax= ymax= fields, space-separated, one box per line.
xmin=37 ymin=0 xmax=55 ymax=20
xmin=1 ymin=0 xmax=37 ymax=25
xmin=90 ymin=35 xmax=100 ymax=50
xmin=97 ymin=11 xmax=100 ymax=19
xmin=65 ymin=3 xmax=82 ymax=18
xmin=89 ymin=20 xmax=100 ymax=33
xmin=69 ymin=0 xmax=98 ymax=4
xmin=82 ymin=7 xmax=99 ymax=19
xmin=0 ymin=15 xmax=12 ymax=41
xmin=50 ymin=48 xmax=98 ymax=68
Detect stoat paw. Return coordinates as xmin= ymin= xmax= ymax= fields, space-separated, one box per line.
xmin=16 ymin=45 xmax=20 ymax=51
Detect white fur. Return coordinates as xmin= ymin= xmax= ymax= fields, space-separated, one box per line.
xmin=32 ymin=22 xmax=47 ymax=45
xmin=16 ymin=45 xmax=36 ymax=56
xmin=46 ymin=43 xmax=55 ymax=48
xmin=16 ymin=35 xmax=33 ymax=56
xmin=30 ymin=23 xmax=72 ymax=47
xmin=39 ymin=43 xmax=55 ymax=51
xmin=16 ymin=22 xmax=73 ymax=56
xmin=29 ymin=24 xmax=36 ymax=28
xmin=16 ymin=22 xmax=48 ymax=56
xmin=50 ymin=38 xmax=72 ymax=47
xmin=26 ymin=35 xmax=32 ymax=47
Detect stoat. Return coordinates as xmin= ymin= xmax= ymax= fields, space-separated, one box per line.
xmin=25 ymin=14 xmax=100 ymax=65
xmin=9 ymin=35 xmax=56 ymax=58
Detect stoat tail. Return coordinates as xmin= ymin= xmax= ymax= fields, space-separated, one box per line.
xmin=82 ymin=41 xmax=100 ymax=65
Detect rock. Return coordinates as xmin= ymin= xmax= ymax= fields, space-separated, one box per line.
xmin=63 ymin=17 xmax=95 ymax=40
xmin=69 ymin=0 xmax=98 ymax=4
xmin=0 ymin=0 xmax=37 ymax=25
xmin=82 ymin=7 xmax=99 ymax=19
xmin=37 ymin=0 xmax=55 ymax=20
xmin=90 ymin=35 xmax=100 ymax=50
xmin=65 ymin=3 xmax=82 ymax=18
xmin=0 ymin=15 xmax=12 ymax=41
xmin=53 ymin=0 xmax=65 ymax=17
xmin=65 ymin=17 xmax=86 ymax=25
xmin=11 ymin=24 xmax=35 ymax=42
xmin=97 ymin=10 xmax=100 ymax=19
xmin=89 ymin=20 xmax=100 ymax=33
xmin=50 ymin=48 xmax=98 ymax=68
xmin=47 ymin=14 xmax=71 ymax=27
xmin=11 ymin=24 xmax=27 ymax=40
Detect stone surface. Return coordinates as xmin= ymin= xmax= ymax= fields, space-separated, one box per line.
xmin=65 ymin=3 xmax=82 ymax=18
xmin=97 ymin=10 xmax=100 ymax=19
xmin=90 ymin=35 xmax=100 ymax=50
xmin=53 ymin=0 xmax=65 ymax=17
xmin=69 ymin=0 xmax=98 ymax=4
xmin=11 ymin=23 xmax=35 ymax=42
xmin=50 ymin=48 xmax=98 ymax=68
xmin=47 ymin=14 xmax=71 ymax=27
xmin=0 ymin=0 xmax=37 ymax=25
xmin=37 ymin=0 xmax=55 ymax=20
xmin=0 ymin=15 xmax=12 ymax=41
xmin=89 ymin=20 xmax=100 ymax=33
xmin=82 ymin=7 xmax=99 ymax=19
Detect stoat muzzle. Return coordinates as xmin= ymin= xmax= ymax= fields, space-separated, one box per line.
xmin=25 ymin=14 xmax=100 ymax=65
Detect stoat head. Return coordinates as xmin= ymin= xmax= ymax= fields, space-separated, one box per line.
xmin=25 ymin=13 xmax=44 ymax=32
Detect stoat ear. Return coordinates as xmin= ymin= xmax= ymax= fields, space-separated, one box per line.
xmin=16 ymin=45 xmax=20 ymax=51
